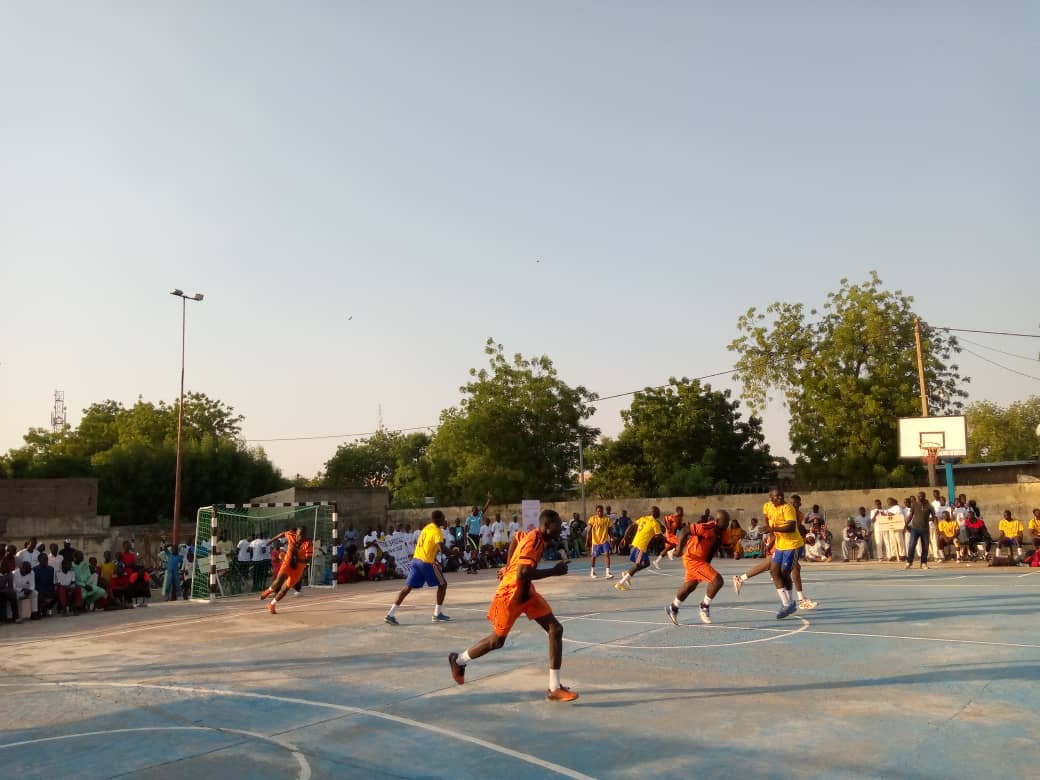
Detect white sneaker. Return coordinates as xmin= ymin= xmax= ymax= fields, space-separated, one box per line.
xmin=699 ymin=605 xmax=712 ymax=624
xmin=732 ymin=576 xmax=743 ymax=596
xmin=604 ymin=571 xmax=614 ymax=579
xmin=920 ymin=564 xmax=929 ymax=570
xmin=798 ymin=598 xmax=818 ymax=610
xmin=651 ymin=559 xmax=661 ymax=571
xmin=667 ymin=550 xmax=675 ymax=560
xmin=590 ymin=571 xmax=598 ymax=579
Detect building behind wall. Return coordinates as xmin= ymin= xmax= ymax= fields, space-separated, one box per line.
xmin=0 ymin=478 xmax=110 ymax=551
xmin=250 ymin=487 xmax=389 ymax=532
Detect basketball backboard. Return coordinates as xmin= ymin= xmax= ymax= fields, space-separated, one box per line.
xmin=898 ymin=415 xmax=967 ymax=459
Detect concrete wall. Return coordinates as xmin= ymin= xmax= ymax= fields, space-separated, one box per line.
xmin=251 ymin=487 xmax=389 ymax=532
xmin=387 ymin=482 xmax=1040 ymax=537
xmin=0 ymin=478 xmax=98 ymax=519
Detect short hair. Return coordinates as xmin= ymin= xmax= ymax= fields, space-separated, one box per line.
xmin=539 ymin=509 xmax=561 ymax=526
xmin=432 ymin=510 xmax=445 ymax=522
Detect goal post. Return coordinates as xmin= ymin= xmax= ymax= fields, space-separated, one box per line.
xmin=190 ymin=501 xmax=339 ymax=601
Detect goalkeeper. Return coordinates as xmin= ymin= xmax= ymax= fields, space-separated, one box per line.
xmin=261 ymin=526 xmax=311 ymax=614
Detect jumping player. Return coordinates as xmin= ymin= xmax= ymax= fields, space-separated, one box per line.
xmin=385 ymin=510 xmax=454 ymax=625
xmin=447 ymin=509 xmax=577 ymax=702
xmin=260 ymin=526 xmax=311 ymax=614
xmin=666 ymin=509 xmax=728 ymax=625
xmin=586 ymin=504 xmax=614 ymax=579
xmin=652 ymin=506 xmax=685 ymax=570
xmin=614 ymin=507 xmax=663 ymax=591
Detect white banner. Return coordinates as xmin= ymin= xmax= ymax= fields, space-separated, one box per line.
xmin=380 ymin=534 xmax=415 ymax=578
xmin=521 ymin=500 xmax=541 ymax=532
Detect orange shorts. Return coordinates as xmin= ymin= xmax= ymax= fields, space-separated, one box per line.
xmin=665 ymin=533 xmax=679 ymax=547
xmin=682 ymin=558 xmax=719 ymax=584
xmin=282 ymin=563 xmax=308 ymax=588
xmin=487 ymin=587 xmax=552 ymax=637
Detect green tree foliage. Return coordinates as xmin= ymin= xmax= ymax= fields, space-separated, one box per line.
xmin=587 ymin=378 xmax=773 ymax=498
xmin=323 ymin=429 xmax=433 ymax=504
xmin=0 ymin=393 xmax=282 ymax=523
xmin=424 ymin=339 xmax=599 ymax=504
xmin=966 ymin=396 xmax=1040 ymax=462
xmin=728 ymin=272 xmax=967 ymax=485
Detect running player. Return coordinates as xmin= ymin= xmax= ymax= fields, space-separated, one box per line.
xmin=761 ymin=488 xmax=803 ymax=618
xmin=614 ymin=507 xmax=663 ymax=591
xmin=586 ymin=504 xmax=614 ymax=579
xmin=666 ymin=509 xmax=728 ymax=625
xmin=447 ymin=509 xmax=577 ymax=702
xmin=652 ymin=506 xmax=685 ymax=570
xmin=260 ymin=526 xmax=311 ymax=614
xmin=385 ymin=510 xmax=454 ymax=625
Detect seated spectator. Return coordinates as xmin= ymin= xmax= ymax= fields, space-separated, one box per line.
xmin=336 ymin=558 xmax=358 ymax=584
xmin=87 ymin=557 xmax=109 ymax=611
xmin=99 ymin=551 xmax=117 ymax=590
xmin=842 ymin=519 xmax=867 ymax=562
xmin=804 ymin=532 xmax=832 ymax=562
xmin=367 ymin=559 xmax=388 ymax=581
xmin=462 ymin=546 xmax=478 ymax=574
xmin=996 ymin=510 xmax=1025 ymax=563
xmin=936 ymin=511 xmax=960 ymax=562
xmin=13 ymin=561 xmax=39 ymax=622
xmin=1030 ymin=508 xmax=1040 ymax=550
xmin=721 ymin=520 xmax=745 ymax=559
xmin=72 ymin=551 xmax=105 ymax=611
xmin=109 ymin=561 xmax=131 ymax=607
xmin=746 ymin=518 xmax=762 ymax=540
xmin=363 ymin=529 xmax=381 ymax=566
xmin=33 ymin=553 xmax=57 ymax=617
xmin=569 ymin=514 xmax=586 ymax=558
xmin=0 ymin=570 xmax=18 ymax=623
xmin=963 ymin=513 xmax=991 ymax=557
xmin=17 ymin=537 xmax=40 ymax=568
xmin=0 ymin=545 xmax=17 ymax=575
xmin=54 ymin=558 xmax=83 ymax=615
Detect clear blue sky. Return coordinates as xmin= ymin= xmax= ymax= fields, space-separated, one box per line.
xmin=2 ymin=2 xmax=1038 ymax=479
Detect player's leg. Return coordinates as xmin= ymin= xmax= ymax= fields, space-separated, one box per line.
xmin=261 ymin=573 xmax=287 ymax=600
xmin=666 ymin=578 xmax=699 ymax=625
xmin=589 ymin=549 xmax=598 ymax=578
xmin=615 ymin=547 xmax=648 ymax=590
xmin=733 ymin=555 xmax=771 ymax=595
xmin=769 ymin=554 xmax=794 ymax=617
xmin=535 ymin=612 xmax=577 ymax=701
xmin=449 ymin=592 xmax=517 ymax=684
xmin=385 ymin=585 xmax=412 ymax=624
xmin=432 ymin=579 xmax=450 ymax=622
xmin=603 ymin=547 xmax=612 ymax=578
xmin=792 ymin=557 xmax=817 ymax=609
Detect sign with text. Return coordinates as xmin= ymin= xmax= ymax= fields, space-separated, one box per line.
xmin=521 ymin=500 xmax=541 ymax=532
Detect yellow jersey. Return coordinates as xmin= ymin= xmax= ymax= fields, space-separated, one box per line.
xmin=1029 ymin=517 xmax=1040 ymax=536
xmin=588 ymin=514 xmax=611 ymax=546
xmin=999 ymin=518 xmax=1023 ymax=538
xmin=413 ymin=522 xmax=443 ymax=564
xmin=938 ymin=519 xmax=958 ymax=540
xmin=764 ymin=501 xmax=803 ymax=551
xmin=631 ymin=515 xmax=662 ymax=551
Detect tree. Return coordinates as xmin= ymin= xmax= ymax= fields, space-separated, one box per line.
xmin=323 ymin=429 xmax=433 ymax=504
xmin=424 ymin=339 xmax=599 ymax=504
xmin=728 ymin=272 xmax=967 ymax=485
xmin=586 ymin=378 xmax=773 ymax=497
xmin=966 ymin=396 xmax=1040 ymax=462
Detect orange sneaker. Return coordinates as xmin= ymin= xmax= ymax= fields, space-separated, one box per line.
xmin=546 ymin=686 xmax=578 ymax=702
xmin=268 ymin=601 xmax=277 ymax=614
xmin=448 ymin=653 xmax=466 ymax=685
xmin=260 ymin=588 xmax=271 ymax=600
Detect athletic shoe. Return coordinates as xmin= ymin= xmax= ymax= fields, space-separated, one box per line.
xmin=732 ymin=575 xmax=743 ymax=596
xmin=448 ymin=653 xmax=466 ymax=685
xmin=589 ymin=571 xmax=598 ymax=578
xmin=905 ymin=563 xmax=912 ymax=569
xmin=798 ymin=599 xmax=818 ymax=610
xmin=665 ymin=604 xmax=679 ymax=626
xmin=920 ymin=564 xmax=929 ymax=570
xmin=699 ymin=605 xmax=712 ymax=624
xmin=384 ymin=614 xmax=399 ymax=625
xmin=667 ymin=549 xmax=675 ymax=560
xmin=291 ymin=589 xmax=301 ymax=597
xmin=546 ymin=686 xmax=579 ymax=702
xmin=268 ymin=601 xmax=277 ymax=615
xmin=604 ymin=572 xmax=614 ymax=579
xmin=651 ymin=559 xmax=661 ymax=570
xmin=260 ymin=589 xmax=271 ymax=600
xmin=432 ymin=613 xmax=451 ymax=622
xmin=614 ymin=581 xmax=630 ymax=591
xmin=776 ymin=603 xmax=797 ymax=620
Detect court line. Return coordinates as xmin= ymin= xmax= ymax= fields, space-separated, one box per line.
xmin=0 ymin=682 xmax=594 ymax=780
xmin=802 ymin=628 xmax=1040 ymax=650
xmin=1018 ymin=571 xmax=1035 ymax=578
xmin=0 ymin=726 xmax=311 ymax=780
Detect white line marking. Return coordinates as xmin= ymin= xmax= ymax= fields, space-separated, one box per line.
xmin=1018 ymin=571 xmax=1035 ymax=578
xmin=0 ymin=682 xmax=593 ymax=780
xmin=0 ymin=726 xmax=311 ymax=780
xmin=803 ymin=628 xmax=1040 ymax=650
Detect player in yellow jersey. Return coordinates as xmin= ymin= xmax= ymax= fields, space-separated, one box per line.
xmin=385 ymin=510 xmax=455 ymax=625
xmin=732 ymin=493 xmax=817 ymax=610
xmin=761 ymin=488 xmax=803 ymax=618
xmin=586 ymin=505 xmax=614 ymax=579
xmin=614 ymin=507 xmax=663 ymax=591
xmin=448 ymin=509 xmax=576 ymax=702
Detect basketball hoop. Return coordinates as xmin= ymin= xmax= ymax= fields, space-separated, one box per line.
xmin=921 ymin=447 xmax=939 ymax=467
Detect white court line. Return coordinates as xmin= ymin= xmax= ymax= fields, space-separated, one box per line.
xmin=0 ymin=726 xmax=311 ymax=780
xmin=1018 ymin=571 xmax=1035 ymax=578
xmin=0 ymin=682 xmax=594 ymax=780
xmin=802 ymin=628 xmax=1040 ymax=650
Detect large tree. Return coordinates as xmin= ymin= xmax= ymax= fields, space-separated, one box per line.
xmin=587 ymin=378 xmax=773 ymax=497
xmin=965 ymin=396 xmax=1040 ymax=462
xmin=728 ymin=272 xmax=967 ymax=485
xmin=323 ymin=429 xmax=433 ymax=504
xmin=425 ymin=339 xmax=598 ymax=504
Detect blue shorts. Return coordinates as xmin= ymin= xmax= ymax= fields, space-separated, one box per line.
xmin=797 ymin=546 xmax=805 ymax=560
xmin=592 ymin=542 xmax=612 ymax=557
xmin=772 ymin=548 xmax=797 ymax=571
xmin=630 ymin=546 xmax=649 ymax=566
xmin=406 ymin=560 xmax=445 ymax=588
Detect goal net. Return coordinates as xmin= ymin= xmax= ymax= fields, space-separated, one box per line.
xmin=190 ymin=502 xmax=337 ymax=601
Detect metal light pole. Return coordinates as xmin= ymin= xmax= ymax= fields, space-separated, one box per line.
xmin=170 ymin=289 xmax=204 ymax=548
xmin=578 ymin=434 xmax=587 ymax=522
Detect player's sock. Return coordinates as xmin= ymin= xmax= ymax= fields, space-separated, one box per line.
xmin=605 ymin=567 xmax=612 ymax=576
xmin=620 ymin=573 xmax=631 ymax=585
xmin=549 ymin=668 xmax=561 ymax=691
xmin=701 ymin=594 xmax=713 ymax=605
xmin=739 ymin=573 xmax=749 ymax=582
xmin=457 ymin=651 xmax=471 ymax=666
xmin=788 ymin=589 xmax=796 ymax=605
xmin=433 ymin=604 xmax=443 ymax=617
xmin=387 ymin=604 xmax=397 ymax=617
xmin=777 ymin=589 xmax=791 ymax=607
xmin=671 ymin=597 xmax=682 ymax=610
xmin=796 ymin=590 xmax=806 ymax=601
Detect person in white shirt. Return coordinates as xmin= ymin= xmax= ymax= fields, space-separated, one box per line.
xmin=13 ymin=561 xmax=38 ymax=621
xmin=237 ymin=535 xmax=254 ymax=564
xmin=479 ymin=517 xmax=494 ymax=551
xmin=250 ymin=536 xmax=269 ymax=590
xmin=17 ymin=538 xmax=39 ymax=568
xmin=507 ymin=515 xmax=521 ymax=542
xmin=490 ymin=513 xmax=507 ymax=549
xmin=870 ymin=500 xmax=889 ymax=560
xmin=411 ymin=526 xmax=422 ymax=545
xmin=363 ymin=530 xmax=381 ymax=564
xmin=854 ymin=506 xmax=874 ymax=560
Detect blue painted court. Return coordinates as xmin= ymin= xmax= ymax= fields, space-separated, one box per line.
xmin=2 ymin=559 xmax=1038 ymax=779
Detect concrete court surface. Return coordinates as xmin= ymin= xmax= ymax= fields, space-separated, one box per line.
xmin=1 ymin=558 xmax=1037 ymax=780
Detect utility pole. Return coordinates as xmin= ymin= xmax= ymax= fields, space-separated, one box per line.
xmin=578 ymin=434 xmax=587 ymax=523
xmin=913 ymin=317 xmax=936 ymax=487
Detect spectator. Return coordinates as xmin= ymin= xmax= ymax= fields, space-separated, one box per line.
xmin=99 ymin=551 xmax=117 ymax=588
xmin=479 ymin=516 xmax=494 ymax=552
xmin=936 ymin=511 xmax=959 ymax=562
xmin=569 ymin=514 xmax=586 ymax=557
xmin=13 ymin=561 xmax=39 ymax=622
xmin=250 ymin=534 xmax=269 ymax=591
xmin=721 ymin=519 xmax=745 ymax=559
xmin=869 ymin=499 xmax=888 ymax=561
xmin=237 ymin=533 xmax=254 ymax=576
xmin=746 ymin=518 xmax=762 ymax=540
xmin=803 ymin=532 xmax=831 ymax=562
xmin=118 ymin=540 xmax=137 ymax=568
xmin=508 ymin=514 xmax=520 ymax=542
xmin=48 ymin=543 xmax=63 ymax=571
xmin=363 ymin=529 xmax=381 ymax=566
xmin=996 ymin=510 xmax=1025 ymax=563
xmin=451 ymin=518 xmax=466 ymax=550
xmin=491 ymin=513 xmax=508 ymax=551
xmin=906 ymin=492 xmax=936 ymax=570
xmin=1 ymin=545 xmax=17 ymax=575
xmin=17 ymin=537 xmax=39 ymax=568
xmin=1029 ymin=508 xmax=1040 ymax=551
xmin=0 ymin=570 xmax=18 ymax=623
xmin=72 ymin=551 xmax=105 ymax=611
xmin=842 ymin=519 xmax=867 ymax=562
xmin=337 ymin=557 xmax=358 ymax=584
xmin=615 ymin=510 xmax=632 ymax=554
xmin=33 ymin=553 xmax=57 ymax=616
xmin=165 ymin=544 xmax=184 ymax=601
xmin=964 ymin=513 xmax=991 ymax=558
xmin=54 ymin=558 xmax=82 ymax=615
xmin=854 ymin=506 xmax=874 ymax=560
xmin=465 ymin=493 xmax=493 ymax=552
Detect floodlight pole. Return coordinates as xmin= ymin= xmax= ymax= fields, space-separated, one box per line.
xmin=578 ymin=434 xmax=587 ymax=523
xmin=914 ymin=318 xmax=937 ymax=487
xmin=171 ymin=289 xmax=205 ymax=548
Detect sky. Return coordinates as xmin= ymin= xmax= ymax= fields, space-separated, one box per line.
xmin=2 ymin=2 xmax=1038 ymax=480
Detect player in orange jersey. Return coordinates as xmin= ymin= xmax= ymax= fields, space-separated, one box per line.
xmin=448 ymin=509 xmax=577 ymax=702
xmin=260 ymin=526 xmax=311 ymax=614
xmin=666 ymin=509 xmax=728 ymax=625
xmin=652 ymin=506 xmax=686 ymax=570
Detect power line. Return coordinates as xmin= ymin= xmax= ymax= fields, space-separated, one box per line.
xmin=959 ymin=347 xmax=1040 ymax=382
xmin=934 ymin=326 xmax=1040 ymax=339
xmin=245 ymin=367 xmax=739 ymax=443
xmin=957 ymin=337 xmax=1039 ymax=363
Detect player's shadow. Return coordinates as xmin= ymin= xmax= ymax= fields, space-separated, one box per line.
xmin=574 ymin=662 xmax=1040 ymax=709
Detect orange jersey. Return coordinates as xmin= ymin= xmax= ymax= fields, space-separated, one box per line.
xmin=299 ymin=539 xmax=313 ymax=562
xmin=664 ymin=514 xmax=683 ymax=543
xmin=497 ymin=530 xmax=545 ymax=593
xmin=488 ymin=529 xmax=551 ymax=637
xmin=683 ymin=520 xmax=719 ymax=564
